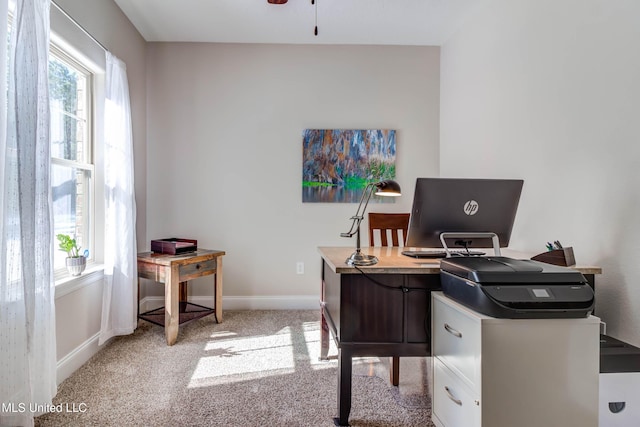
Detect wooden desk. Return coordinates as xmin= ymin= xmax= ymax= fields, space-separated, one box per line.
xmin=318 ymin=246 xmax=601 ymax=426
xmin=137 ymin=249 xmax=225 ymax=345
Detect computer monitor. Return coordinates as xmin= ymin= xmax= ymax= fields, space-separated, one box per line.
xmin=405 ymin=178 xmax=524 ymax=249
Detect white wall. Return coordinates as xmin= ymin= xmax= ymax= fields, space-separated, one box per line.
xmin=145 ymin=43 xmax=440 ymax=305
xmin=441 ymin=0 xmax=640 ymax=345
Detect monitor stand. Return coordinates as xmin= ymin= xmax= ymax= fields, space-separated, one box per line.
xmin=439 ymin=232 xmax=501 ymax=257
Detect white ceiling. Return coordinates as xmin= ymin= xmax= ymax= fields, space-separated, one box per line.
xmin=113 ymin=0 xmax=480 ymax=46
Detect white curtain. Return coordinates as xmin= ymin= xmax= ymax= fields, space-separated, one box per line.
xmin=99 ymin=52 xmax=137 ymax=345
xmin=0 ymin=0 xmax=57 ymax=425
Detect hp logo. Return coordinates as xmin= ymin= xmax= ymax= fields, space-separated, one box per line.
xmin=463 ymin=200 xmax=479 ymax=216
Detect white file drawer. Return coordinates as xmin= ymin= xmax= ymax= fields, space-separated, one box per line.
xmin=432 ymin=292 xmax=600 ymax=427
xmin=432 ymin=293 xmax=481 ymax=391
xmin=433 ymin=358 xmax=481 ymax=427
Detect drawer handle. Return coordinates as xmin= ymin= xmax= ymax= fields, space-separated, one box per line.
xmin=444 ymin=386 xmax=463 ymax=406
xmin=195 ymin=264 xmax=201 ymax=270
xmin=444 ymin=323 xmax=462 ymax=338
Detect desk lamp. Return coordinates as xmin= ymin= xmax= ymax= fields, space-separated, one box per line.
xmin=340 ymin=179 xmax=402 ymax=266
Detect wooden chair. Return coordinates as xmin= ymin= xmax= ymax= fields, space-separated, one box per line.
xmin=368 ymin=212 xmax=410 ymax=386
xmin=368 ymin=213 xmax=410 ymax=248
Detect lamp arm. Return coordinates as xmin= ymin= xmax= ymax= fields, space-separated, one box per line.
xmin=354 ymin=183 xmax=376 ymax=219
xmin=339 ymin=217 xmax=360 ymax=237
xmin=340 ymin=183 xmax=375 ymax=237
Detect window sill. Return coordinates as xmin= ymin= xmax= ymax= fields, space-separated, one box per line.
xmin=55 ymin=263 xmax=105 ymax=299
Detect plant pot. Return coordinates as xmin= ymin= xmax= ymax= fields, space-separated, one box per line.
xmin=66 ymin=256 xmax=86 ymax=276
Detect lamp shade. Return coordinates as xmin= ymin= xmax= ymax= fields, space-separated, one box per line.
xmin=373 ymin=179 xmax=402 ymax=197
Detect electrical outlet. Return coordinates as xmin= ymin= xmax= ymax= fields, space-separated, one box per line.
xmin=296 ymin=262 xmax=304 ymax=275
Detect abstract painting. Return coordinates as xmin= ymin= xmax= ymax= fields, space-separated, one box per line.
xmin=302 ymin=129 xmax=397 ymax=203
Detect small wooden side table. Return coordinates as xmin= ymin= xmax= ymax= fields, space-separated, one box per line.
xmin=137 ymin=249 xmax=225 ymax=345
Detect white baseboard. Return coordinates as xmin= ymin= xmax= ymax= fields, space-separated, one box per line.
xmin=56 ymin=332 xmax=101 ymax=386
xmin=222 ymin=295 xmax=320 ymax=310
xmin=139 ymin=295 xmax=320 ymax=312
xmin=139 ymin=296 xmax=165 ymax=312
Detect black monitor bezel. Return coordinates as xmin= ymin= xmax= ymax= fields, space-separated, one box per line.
xmin=405 ymin=177 xmax=524 ymax=249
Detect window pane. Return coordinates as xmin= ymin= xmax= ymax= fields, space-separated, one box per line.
xmin=49 ymin=56 xmax=88 ymax=162
xmin=52 ymin=164 xmax=92 ymax=270
xmin=49 ymin=47 xmax=93 ymax=276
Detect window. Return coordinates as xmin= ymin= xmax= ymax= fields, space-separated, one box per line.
xmin=49 ymin=47 xmax=94 ymax=274
xmin=6 ymin=5 xmax=100 ymax=280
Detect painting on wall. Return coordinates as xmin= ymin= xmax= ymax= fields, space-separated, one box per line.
xmin=302 ymin=129 xmax=397 ymax=203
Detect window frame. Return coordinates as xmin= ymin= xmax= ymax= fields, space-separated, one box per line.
xmin=49 ymin=43 xmax=97 ymax=280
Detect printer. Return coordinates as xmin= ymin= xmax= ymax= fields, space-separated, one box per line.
xmin=439 ymin=256 xmax=594 ymax=319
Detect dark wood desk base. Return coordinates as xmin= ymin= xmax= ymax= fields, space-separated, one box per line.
xmin=318 ymin=246 xmax=601 ymax=426
xmin=320 ymin=260 xmax=439 ymax=426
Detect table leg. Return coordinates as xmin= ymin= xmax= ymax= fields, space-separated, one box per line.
xmin=335 ymin=347 xmax=352 ymax=426
xmin=320 ymin=272 xmax=330 ymax=361
xmin=179 ymin=281 xmax=188 ymax=302
xmin=320 ymin=304 xmax=330 ymax=360
xmin=390 ymin=356 xmax=400 ymax=386
xmin=215 ymin=257 xmax=223 ymax=323
xmin=137 ymin=277 xmax=140 ymax=319
xmin=179 ymin=281 xmax=188 ymax=313
xmin=165 ymin=264 xmax=180 ymax=345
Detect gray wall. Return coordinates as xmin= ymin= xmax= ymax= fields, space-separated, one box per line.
xmin=55 ymin=0 xmax=640 ymax=383
xmin=441 ymin=0 xmax=640 ymax=345
xmin=145 ymin=43 xmax=440 ymax=305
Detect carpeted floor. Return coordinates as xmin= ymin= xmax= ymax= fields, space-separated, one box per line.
xmin=36 ymin=310 xmax=434 ymax=427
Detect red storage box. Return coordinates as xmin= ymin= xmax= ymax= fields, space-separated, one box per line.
xmin=150 ymin=238 xmax=197 ymax=255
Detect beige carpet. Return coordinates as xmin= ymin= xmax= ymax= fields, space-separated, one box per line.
xmin=36 ymin=310 xmax=434 ymax=427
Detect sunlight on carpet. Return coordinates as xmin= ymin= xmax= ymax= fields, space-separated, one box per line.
xmin=190 ymin=320 xmax=349 ymax=387
xmin=189 ymin=327 xmax=296 ymax=387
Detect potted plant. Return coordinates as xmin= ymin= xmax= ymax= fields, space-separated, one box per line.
xmin=56 ymin=234 xmax=86 ymax=276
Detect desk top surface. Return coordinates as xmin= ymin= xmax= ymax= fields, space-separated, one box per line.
xmin=137 ymin=249 xmax=225 ymax=266
xmin=318 ymin=246 xmax=602 ymax=275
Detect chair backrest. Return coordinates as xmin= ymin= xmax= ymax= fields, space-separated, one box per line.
xmin=368 ymin=213 xmax=410 ymax=247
